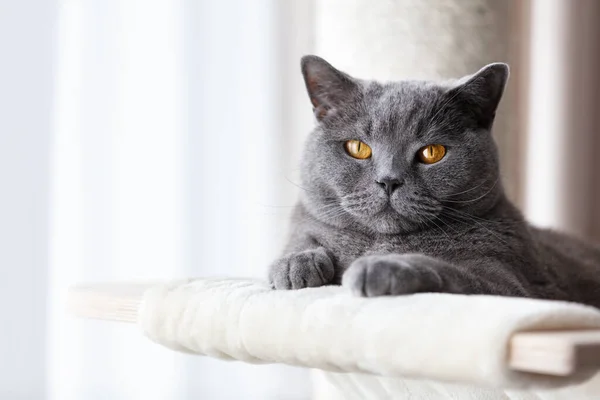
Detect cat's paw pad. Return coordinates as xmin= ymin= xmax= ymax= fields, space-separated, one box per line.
xmin=342 ymin=254 xmax=443 ymax=297
xmin=269 ymin=248 xmax=335 ymax=290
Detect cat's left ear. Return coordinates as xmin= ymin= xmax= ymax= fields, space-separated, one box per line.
xmin=301 ymin=55 xmax=358 ymax=121
xmin=450 ymin=63 xmax=509 ymax=129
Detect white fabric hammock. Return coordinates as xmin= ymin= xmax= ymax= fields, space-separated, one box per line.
xmin=69 ymin=278 xmax=600 ymax=399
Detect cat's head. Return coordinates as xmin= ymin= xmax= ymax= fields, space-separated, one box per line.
xmin=299 ymin=55 xmax=509 ymax=235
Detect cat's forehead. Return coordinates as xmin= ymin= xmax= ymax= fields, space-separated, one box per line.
xmin=360 ymin=81 xmax=448 ymax=140
xmin=363 ymin=80 xmax=445 ymax=106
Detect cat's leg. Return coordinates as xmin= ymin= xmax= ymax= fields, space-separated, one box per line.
xmin=342 ymin=253 xmax=529 ymax=297
xmin=269 ymin=236 xmax=336 ymax=290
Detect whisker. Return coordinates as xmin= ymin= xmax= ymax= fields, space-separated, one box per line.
xmin=442 ymin=211 xmax=512 ymax=248
xmin=441 ymin=178 xmax=499 ymax=204
xmin=312 ymin=202 xmax=348 ymax=221
xmin=436 ymin=216 xmax=489 ymax=258
xmin=442 ymin=206 xmax=520 ymax=226
xmin=423 ymin=215 xmax=452 ymax=241
xmin=284 ymin=176 xmax=317 ymax=194
xmin=439 ymin=175 xmax=493 ymax=198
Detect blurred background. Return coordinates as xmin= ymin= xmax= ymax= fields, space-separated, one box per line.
xmin=2 ymin=0 xmax=600 ymax=399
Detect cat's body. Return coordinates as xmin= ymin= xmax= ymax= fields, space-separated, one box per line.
xmin=268 ymin=55 xmax=600 ymax=308
xmin=283 ymin=199 xmax=600 ymax=306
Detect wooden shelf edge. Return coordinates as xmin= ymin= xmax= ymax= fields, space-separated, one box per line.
xmin=509 ymin=330 xmax=600 ymax=376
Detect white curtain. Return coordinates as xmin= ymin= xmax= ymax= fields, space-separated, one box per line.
xmin=523 ymin=0 xmax=600 ymax=241
xmin=49 ymin=0 xmax=312 ymax=398
xmin=0 ymin=1 xmax=55 ymax=398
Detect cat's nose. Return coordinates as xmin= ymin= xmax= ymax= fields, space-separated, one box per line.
xmin=376 ymin=178 xmax=403 ymax=196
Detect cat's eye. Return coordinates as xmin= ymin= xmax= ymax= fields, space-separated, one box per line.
xmin=418 ymin=144 xmax=446 ymax=164
xmin=344 ymin=140 xmax=372 ymax=159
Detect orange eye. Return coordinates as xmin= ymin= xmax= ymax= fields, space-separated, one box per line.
xmin=344 ymin=140 xmax=372 ymax=159
xmin=418 ymin=144 xmax=446 ymax=164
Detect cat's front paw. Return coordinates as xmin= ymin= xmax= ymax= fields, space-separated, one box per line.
xmin=269 ymin=247 xmax=335 ymax=290
xmin=342 ymin=253 xmax=444 ymax=297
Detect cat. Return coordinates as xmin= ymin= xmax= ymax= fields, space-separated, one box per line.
xmin=268 ymin=55 xmax=600 ymax=308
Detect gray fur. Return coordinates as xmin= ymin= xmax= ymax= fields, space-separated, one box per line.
xmin=269 ymin=55 xmax=600 ymax=308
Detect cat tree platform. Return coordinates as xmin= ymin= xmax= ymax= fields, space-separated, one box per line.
xmin=68 ymin=278 xmax=600 ymax=398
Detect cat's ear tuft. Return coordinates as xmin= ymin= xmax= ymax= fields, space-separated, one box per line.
xmin=301 ymin=55 xmax=357 ymax=121
xmin=451 ymin=63 xmax=510 ymax=129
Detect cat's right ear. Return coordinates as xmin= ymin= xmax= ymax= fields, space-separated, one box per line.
xmin=301 ymin=55 xmax=357 ymax=121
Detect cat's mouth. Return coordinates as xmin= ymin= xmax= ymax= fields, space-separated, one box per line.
xmin=364 ymin=198 xmax=444 ymax=234
xmin=337 ymin=191 xmax=436 ymax=234
xmin=376 ymin=203 xmax=395 ymax=215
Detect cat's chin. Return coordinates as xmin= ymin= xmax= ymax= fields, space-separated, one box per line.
xmin=362 ymin=212 xmax=422 ymax=235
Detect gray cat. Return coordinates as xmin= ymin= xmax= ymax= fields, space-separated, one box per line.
xmin=268 ymin=55 xmax=600 ymax=308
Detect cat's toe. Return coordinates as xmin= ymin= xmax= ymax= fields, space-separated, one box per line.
xmin=269 ymin=248 xmax=335 ymax=290
xmin=342 ymin=256 xmax=391 ymax=296
xmin=342 ymin=254 xmax=443 ymax=297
